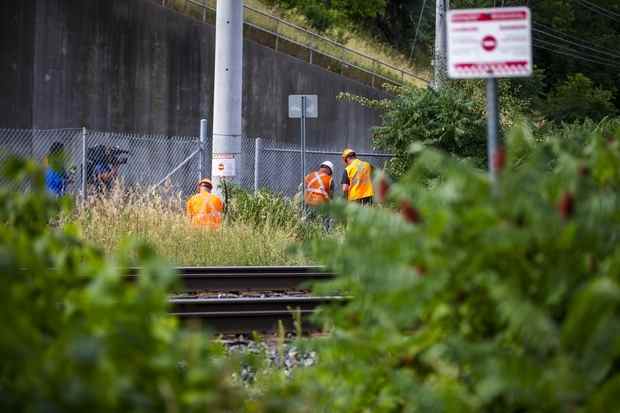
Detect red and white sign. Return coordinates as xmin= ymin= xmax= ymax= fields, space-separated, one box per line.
xmin=447 ymin=7 xmax=532 ymax=79
xmin=212 ymin=154 xmax=236 ymax=177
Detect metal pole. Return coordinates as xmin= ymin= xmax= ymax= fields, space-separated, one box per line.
xmin=199 ymin=119 xmax=207 ymax=179
xmin=301 ymin=96 xmax=307 ymax=216
xmin=212 ymin=0 xmax=244 ymax=196
xmin=254 ymin=137 xmax=262 ymax=194
xmin=81 ymin=127 xmax=87 ymax=201
xmin=155 ymin=149 xmax=201 ymax=188
xmin=433 ymin=0 xmax=448 ymax=90
xmin=486 ymin=78 xmax=501 ymax=190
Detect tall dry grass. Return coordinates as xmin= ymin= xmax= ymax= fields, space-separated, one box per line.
xmin=72 ymin=186 xmax=308 ymax=266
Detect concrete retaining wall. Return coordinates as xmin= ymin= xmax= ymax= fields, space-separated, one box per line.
xmin=1 ymin=0 xmax=388 ymax=151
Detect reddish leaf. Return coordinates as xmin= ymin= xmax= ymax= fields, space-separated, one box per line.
xmin=557 ymin=192 xmax=575 ymax=219
xmin=492 ymin=147 xmax=507 ymax=172
xmin=378 ymin=176 xmax=391 ymax=203
xmin=400 ymin=200 xmax=421 ymax=224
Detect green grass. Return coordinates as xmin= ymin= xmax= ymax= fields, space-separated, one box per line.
xmin=72 ymin=187 xmax=309 ymax=266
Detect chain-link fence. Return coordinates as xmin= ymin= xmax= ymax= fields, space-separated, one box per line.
xmin=0 ymin=127 xmax=393 ymax=200
xmin=0 ymin=128 xmax=202 ymax=197
xmin=0 ymin=128 xmax=84 ymax=193
xmin=253 ymin=138 xmax=393 ymax=198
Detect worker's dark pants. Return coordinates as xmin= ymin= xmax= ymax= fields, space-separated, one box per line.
xmin=354 ymin=196 xmax=374 ymax=206
xmin=305 ymin=205 xmax=332 ymax=232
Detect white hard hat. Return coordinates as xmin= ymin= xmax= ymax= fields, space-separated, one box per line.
xmin=320 ymin=160 xmax=334 ymax=173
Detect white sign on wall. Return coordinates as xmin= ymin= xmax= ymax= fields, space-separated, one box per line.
xmin=288 ymin=95 xmax=318 ymax=118
xmin=212 ymin=155 xmax=236 ymax=177
xmin=447 ymin=7 xmax=532 ymax=79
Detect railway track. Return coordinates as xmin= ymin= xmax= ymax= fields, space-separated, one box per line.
xmin=171 ymin=296 xmax=345 ymax=334
xmin=129 ymin=266 xmax=341 ymax=333
xmin=127 ymin=265 xmax=334 ymax=292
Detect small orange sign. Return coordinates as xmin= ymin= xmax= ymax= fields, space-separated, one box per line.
xmin=218 ymin=163 xmax=225 ymax=171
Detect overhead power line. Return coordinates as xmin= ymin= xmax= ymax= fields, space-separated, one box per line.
xmin=532 ymin=21 xmax=610 ymax=52
xmin=573 ymin=0 xmax=620 ymax=21
xmin=534 ymin=38 xmax=620 ymax=67
xmin=533 ymin=41 xmax=620 ymax=69
xmin=532 ymin=27 xmax=620 ymax=60
xmin=577 ymin=0 xmax=620 ymax=18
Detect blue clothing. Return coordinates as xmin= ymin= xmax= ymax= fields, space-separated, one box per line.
xmin=45 ymin=168 xmax=66 ymax=197
xmin=94 ymin=163 xmax=111 ymax=176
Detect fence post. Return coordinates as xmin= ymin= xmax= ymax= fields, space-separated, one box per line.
xmin=81 ymin=126 xmax=87 ymax=201
xmin=254 ymin=137 xmax=262 ymax=194
xmin=199 ymin=119 xmax=207 ymax=179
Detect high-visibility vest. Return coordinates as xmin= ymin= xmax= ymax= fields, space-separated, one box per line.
xmin=304 ymin=171 xmax=332 ymax=206
xmin=345 ymin=159 xmax=374 ymax=201
xmin=186 ymin=192 xmax=224 ymax=229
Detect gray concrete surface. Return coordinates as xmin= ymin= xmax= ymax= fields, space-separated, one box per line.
xmin=1 ymin=0 xmax=388 ymax=151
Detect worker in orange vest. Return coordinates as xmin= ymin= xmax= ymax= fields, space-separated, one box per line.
xmin=186 ymin=178 xmax=224 ymax=230
xmin=304 ymin=160 xmax=334 ymax=207
xmin=341 ymin=148 xmax=374 ymax=205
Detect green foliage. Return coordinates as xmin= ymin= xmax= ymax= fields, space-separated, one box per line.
xmin=455 ymin=68 xmax=547 ymax=125
xmin=0 ymin=159 xmax=245 ymax=412
xmin=369 ymin=86 xmax=487 ymax=177
xmin=543 ymin=73 xmax=617 ymax=123
xmin=265 ymin=0 xmax=385 ymax=31
xmin=270 ymin=0 xmax=620 ymax=115
xmin=226 ymin=185 xmax=324 ymax=240
xmin=287 ymin=119 xmax=620 ymax=412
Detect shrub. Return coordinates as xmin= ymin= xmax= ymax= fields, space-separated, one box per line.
xmin=544 ymin=73 xmax=617 ymax=123
xmin=268 ymin=119 xmax=620 ymax=412
xmin=371 ymin=86 xmax=487 ymax=177
xmin=225 ymin=185 xmax=326 ymax=240
xmin=0 ymin=159 xmax=246 ymax=412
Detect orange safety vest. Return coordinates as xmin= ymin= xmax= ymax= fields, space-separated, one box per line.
xmin=304 ymin=171 xmax=332 ymax=206
xmin=345 ymin=159 xmax=374 ymax=201
xmin=186 ymin=192 xmax=224 ymax=229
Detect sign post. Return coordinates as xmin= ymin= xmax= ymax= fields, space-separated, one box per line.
xmin=447 ymin=7 xmax=532 ymax=190
xmin=289 ymin=94 xmax=318 ymax=215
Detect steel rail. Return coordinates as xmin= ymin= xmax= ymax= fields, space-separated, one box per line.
xmin=170 ymin=296 xmax=346 ymax=333
xmin=126 ymin=266 xmax=335 ymax=291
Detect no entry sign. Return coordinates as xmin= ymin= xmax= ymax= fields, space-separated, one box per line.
xmin=447 ymin=7 xmax=532 ymax=79
xmin=212 ymin=155 xmax=236 ymax=177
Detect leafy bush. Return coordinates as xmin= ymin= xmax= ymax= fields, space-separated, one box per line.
xmin=544 ymin=73 xmax=617 ymax=123
xmin=368 ymin=86 xmax=486 ymax=177
xmin=265 ymin=0 xmax=385 ymax=31
xmin=0 ymin=159 xmax=246 ymax=412
xmin=262 ymin=119 xmax=620 ymax=412
xmin=226 ymin=185 xmax=325 ymax=240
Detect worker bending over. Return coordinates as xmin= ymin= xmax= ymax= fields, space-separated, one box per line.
xmin=186 ymin=178 xmax=224 ymax=230
xmin=341 ymin=149 xmax=374 ymax=205
xmin=304 ymin=160 xmax=334 ymax=207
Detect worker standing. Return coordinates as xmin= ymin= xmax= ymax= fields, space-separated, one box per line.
xmin=304 ymin=161 xmax=334 ymax=207
xmin=44 ymin=142 xmax=69 ymax=197
xmin=186 ymin=178 xmax=224 ymax=230
xmin=341 ymin=149 xmax=374 ymax=205
xmin=303 ymin=161 xmax=334 ymax=230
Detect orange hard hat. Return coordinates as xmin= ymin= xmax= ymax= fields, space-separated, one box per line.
xmin=198 ymin=178 xmax=213 ymax=188
xmin=342 ymin=148 xmax=356 ymax=160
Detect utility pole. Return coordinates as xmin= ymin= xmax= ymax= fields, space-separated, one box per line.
xmin=212 ymin=0 xmax=244 ymax=195
xmin=433 ymin=0 xmax=448 ymax=89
